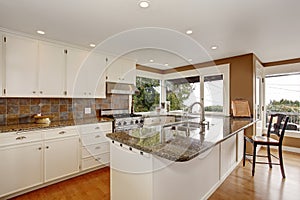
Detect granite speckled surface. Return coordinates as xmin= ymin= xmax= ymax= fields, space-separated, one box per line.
xmin=0 ymin=117 xmax=113 ymax=133
xmin=106 ymin=116 xmax=256 ymax=162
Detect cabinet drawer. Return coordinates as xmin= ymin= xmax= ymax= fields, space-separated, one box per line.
xmin=82 ymin=142 xmax=109 ymax=158
xmin=44 ymin=127 xmax=78 ymax=140
xmin=78 ymin=122 xmax=112 ymax=134
xmin=81 ymin=153 xmax=110 ymax=170
xmin=0 ymin=131 xmax=42 ymax=147
xmin=80 ymin=132 xmax=108 ymax=146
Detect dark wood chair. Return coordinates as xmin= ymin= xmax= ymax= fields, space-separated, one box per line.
xmin=243 ymin=113 xmax=289 ymax=178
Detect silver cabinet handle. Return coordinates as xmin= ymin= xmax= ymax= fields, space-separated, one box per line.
xmin=59 ymin=131 xmax=66 ymax=135
xmin=16 ymin=136 xmax=26 ymax=140
xmin=95 ymin=146 xmax=101 ymax=150
xmin=46 ymin=146 xmax=49 ymax=149
xmin=40 ymin=91 xmax=43 ymax=94
xmin=38 ymin=147 xmax=42 ymax=150
xmin=33 ymin=91 xmax=36 ymax=94
xmin=95 ymin=135 xmax=101 ymax=138
xmin=95 ymin=127 xmax=100 ymax=130
xmin=95 ymin=158 xmax=101 ymax=161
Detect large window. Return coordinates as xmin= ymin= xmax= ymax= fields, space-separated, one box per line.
xmin=204 ymin=75 xmax=223 ymax=112
xmin=166 ymin=76 xmax=200 ymax=111
xmin=265 ymin=73 xmax=300 ymax=131
xmin=133 ymin=76 xmax=161 ymax=112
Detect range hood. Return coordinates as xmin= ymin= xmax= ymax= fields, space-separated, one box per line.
xmin=106 ymin=82 xmax=138 ymax=95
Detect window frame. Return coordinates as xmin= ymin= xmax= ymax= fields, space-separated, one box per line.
xmin=263 ymin=62 xmax=300 ymax=136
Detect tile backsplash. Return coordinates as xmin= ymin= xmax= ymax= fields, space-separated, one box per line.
xmin=0 ymin=94 xmax=129 ymax=125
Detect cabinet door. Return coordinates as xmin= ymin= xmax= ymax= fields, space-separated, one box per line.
xmin=0 ymin=35 xmax=3 ymax=95
xmin=106 ymin=57 xmax=136 ymax=84
xmin=5 ymin=34 xmax=39 ymax=97
xmin=66 ymin=47 xmax=89 ymax=97
xmin=44 ymin=137 xmax=79 ymax=182
xmin=220 ymin=135 xmax=237 ymax=179
xmin=0 ymin=143 xmax=43 ymax=197
xmin=74 ymin=52 xmax=106 ymax=98
xmin=38 ymin=41 xmax=66 ymax=97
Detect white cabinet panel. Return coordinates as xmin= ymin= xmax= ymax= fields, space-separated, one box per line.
xmin=220 ymin=135 xmax=237 ymax=179
xmin=236 ymin=130 xmax=244 ymax=162
xmin=0 ymin=143 xmax=43 ymax=198
xmin=106 ymin=57 xmax=136 ymax=84
xmin=38 ymin=41 xmax=66 ymax=97
xmin=44 ymin=137 xmax=80 ymax=182
xmin=0 ymin=35 xmax=3 ymax=95
xmin=82 ymin=142 xmax=110 ymax=158
xmin=5 ymin=34 xmax=38 ymax=97
xmin=66 ymin=47 xmax=89 ymax=97
xmin=74 ymin=52 xmax=107 ymax=98
xmin=82 ymin=152 xmax=110 ymax=170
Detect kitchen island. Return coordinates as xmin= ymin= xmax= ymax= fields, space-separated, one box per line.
xmin=106 ymin=116 xmax=256 ymax=200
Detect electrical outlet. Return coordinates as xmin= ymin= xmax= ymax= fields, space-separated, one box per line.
xmin=84 ymin=107 xmax=91 ymax=114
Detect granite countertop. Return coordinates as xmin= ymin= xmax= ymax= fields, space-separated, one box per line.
xmin=106 ymin=116 xmax=256 ymax=162
xmin=0 ymin=117 xmax=113 ymax=133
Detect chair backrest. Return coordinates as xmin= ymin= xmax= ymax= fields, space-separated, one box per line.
xmin=267 ymin=113 xmax=290 ymax=144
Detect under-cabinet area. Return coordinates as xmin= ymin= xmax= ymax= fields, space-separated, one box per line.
xmin=0 ymin=121 xmax=112 ymax=199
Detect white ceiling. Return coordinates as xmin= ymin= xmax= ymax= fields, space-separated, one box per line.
xmin=0 ymin=0 xmax=300 ymax=69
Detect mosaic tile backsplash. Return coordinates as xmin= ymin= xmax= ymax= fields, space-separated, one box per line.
xmin=0 ymin=94 xmax=129 ymax=125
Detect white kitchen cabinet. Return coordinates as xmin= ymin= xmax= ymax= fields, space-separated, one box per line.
xmin=0 ymin=35 xmax=3 ymax=96
xmin=79 ymin=122 xmax=112 ymax=170
xmin=0 ymin=142 xmax=43 ymax=198
xmin=220 ymin=135 xmax=237 ymax=179
xmin=73 ymin=52 xmax=107 ymax=98
xmin=38 ymin=41 xmax=66 ymax=97
xmin=44 ymin=137 xmax=80 ymax=182
xmin=236 ymin=130 xmax=245 ymax=162
xmin=4 ymin=34 xmax=39 ymax=97
xmin=106 ymin=56 xmax=136 ymax=84
xmin=0 ymin=127 xmax=80 ymax=198
xmin=66 ymin=47 xmax=89 ymax=97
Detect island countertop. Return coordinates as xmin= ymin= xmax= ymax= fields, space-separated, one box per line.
xmin=106 ymin=116 xmax=256 ymax=162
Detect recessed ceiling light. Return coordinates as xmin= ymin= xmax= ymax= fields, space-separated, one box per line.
xmin=211 ymin=45 xmax=218 ymax=50
xmin=37 ymin=30 xmax=45 ymax=35
xmin=164 ymin=63 xmax=169 ymax=66
xmin=188 ymin=58 xmax=193 ymax=62
xmin=139 ymin=1 xmax=150 ymax=8
xmin=149 ymin=59 xmax=154 ymax=62
xmin=186 ymin=30 xmax=193 ymax=35
xmin=89 ymin=43 xmax=96 ymax=48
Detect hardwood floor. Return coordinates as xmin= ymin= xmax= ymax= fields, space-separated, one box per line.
xmin=10 ymin=149 xmax=300 ymax=200
xmin=209 ymin=149 xmax=300 ymax=200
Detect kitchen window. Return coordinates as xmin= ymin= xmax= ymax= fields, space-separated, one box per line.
xmin=265 ymin=73 xmax=300 ymax=132
xmin=204 ymin=74 xmax=224 ymax=113
xmin=165 ymin=76 xmax=200 ymax=111
xmin=133 ymin=76 xmax=161 ymax=112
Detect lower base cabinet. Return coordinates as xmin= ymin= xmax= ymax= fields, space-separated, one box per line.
xmin=0 ymin=142 xmax=43 ymax=197
xmin=0 ymin=127 xmax=80 ymax=199
xmin=45 ymin=137 xmax=80 ymax=182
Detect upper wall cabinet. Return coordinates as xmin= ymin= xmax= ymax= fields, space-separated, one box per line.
xmin=106 ymin=57 xmax=136 ymax=84
xmin=38 ymin=41 xmax=66 ymax=97
xmin=4 ymin=34 xmax=39 ymax=97
xmin=72 ymin=51 xmax=107 ymax=98
xmin=0 ymin=35 xmax=3 ymax=96
xmin=66 ymin=47 xmax=89 ymax=97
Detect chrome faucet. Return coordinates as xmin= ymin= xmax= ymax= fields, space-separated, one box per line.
xmin=188 ymin=102 xmax=209 ymax=131
xmin=188 ymin=102 xmax=205 ymax=121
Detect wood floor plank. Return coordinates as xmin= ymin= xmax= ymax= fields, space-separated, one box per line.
xmin=10 ymin=149 xmax=300 ymax=200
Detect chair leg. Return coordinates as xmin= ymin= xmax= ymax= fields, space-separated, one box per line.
xmin=278 ymin=145 xmax=286 ymax=178
xmin=252 ymin=143 xmax=257 ymax=176
xmin=243 ymin=137 xmax=246 ymax=166
xmin=267 ymin=145 xmax=272 ymax=168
